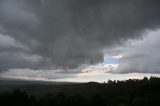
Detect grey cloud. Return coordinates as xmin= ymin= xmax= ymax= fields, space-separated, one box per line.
xmin=0 ymin=0 xmax=160 ymax=71
xmin=114 ymin=29 xmax=160 ymax=73
xmin=0 ymin=69 xmax=75 ymax=80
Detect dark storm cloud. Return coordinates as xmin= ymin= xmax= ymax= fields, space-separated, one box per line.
xmin=0 ymin=0 xmax=160 ymax=71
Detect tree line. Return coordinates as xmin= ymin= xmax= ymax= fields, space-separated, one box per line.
xmin=0 ymin=77 xmax=160 ymax=106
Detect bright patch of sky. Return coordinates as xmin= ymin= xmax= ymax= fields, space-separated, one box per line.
xmin=103 ymin=57 xmax=117 ymax=64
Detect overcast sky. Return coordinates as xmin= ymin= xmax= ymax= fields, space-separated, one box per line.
xmin=0 ymin=0 xmax=160 ymax=82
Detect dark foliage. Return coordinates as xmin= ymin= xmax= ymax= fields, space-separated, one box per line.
xmin=0 ymin=77 xmax=160 ymax=106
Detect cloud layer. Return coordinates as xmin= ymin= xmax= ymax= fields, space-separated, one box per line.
xmin=0 ymin=0 xmax=160 ymax=73
xmin=116 ymin=29 xmax=160 ymax=73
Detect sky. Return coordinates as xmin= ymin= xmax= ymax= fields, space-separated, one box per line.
xmin=0 ymin=0 xmax=160 ymax=82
